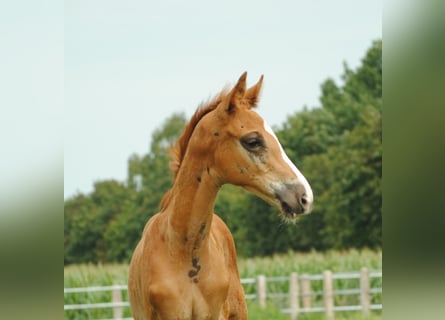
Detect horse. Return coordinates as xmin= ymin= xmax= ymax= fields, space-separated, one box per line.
xmin=128 ymin=72 xmax=313 ymax=320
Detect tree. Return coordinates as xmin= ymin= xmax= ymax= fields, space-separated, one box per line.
xmin=316 ymin=106 xmax=382 ymax=248
xmin=64 ymin=194 xmax=100 ymax=264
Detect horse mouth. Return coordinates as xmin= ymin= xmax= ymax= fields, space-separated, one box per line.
xmin=272 ymin=183 xmax=312 ymax=220
xmin=279 ymin=200 xmax=308 ymax=220
xmin=244 ymin=184 xmax=312 ymax=219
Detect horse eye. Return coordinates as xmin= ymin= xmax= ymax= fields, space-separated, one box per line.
xmin=245 ymin=139 xmax=262 ymax=148
xmin=241 ymin=132 xmax=265 ymax=151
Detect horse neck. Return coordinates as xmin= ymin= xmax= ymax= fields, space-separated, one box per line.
xmin=165 ymin=155 xmax=220 ymax=256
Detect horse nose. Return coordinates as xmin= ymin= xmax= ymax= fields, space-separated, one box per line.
xmin=273 ymin=183 xmax=313 ymax=216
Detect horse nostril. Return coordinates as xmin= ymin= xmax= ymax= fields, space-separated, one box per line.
xmin=300 ymin=194 xmax=308 ymax=208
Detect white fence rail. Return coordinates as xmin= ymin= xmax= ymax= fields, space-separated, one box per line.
xmin=64 ymin=267 xmax=382 ymax=320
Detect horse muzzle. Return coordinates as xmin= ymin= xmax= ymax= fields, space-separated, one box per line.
xmin=272 ymin=182 xmax=313 ymax=219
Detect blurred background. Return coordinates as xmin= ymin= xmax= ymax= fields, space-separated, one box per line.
xmin=3 ymin=0 xmax=445 ymax=319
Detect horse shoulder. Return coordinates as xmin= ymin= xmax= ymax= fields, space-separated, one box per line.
xmin=128 ymin=213 xmax=166 ymax=319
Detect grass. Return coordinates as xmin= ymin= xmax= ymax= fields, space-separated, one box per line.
xmin=247 ymin=302 xmax=382 ymax=320
xmin=64 ymin=248 xmax=382 ymax=319
xmin=237 ymin=248 xmax=382 ymax=276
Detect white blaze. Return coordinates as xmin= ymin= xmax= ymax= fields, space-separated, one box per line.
xmin=263 ymin=121 xmax=314 ymax=203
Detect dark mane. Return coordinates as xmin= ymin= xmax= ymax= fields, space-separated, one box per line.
xmin=160 ymin=87 xmax=229 ymax=210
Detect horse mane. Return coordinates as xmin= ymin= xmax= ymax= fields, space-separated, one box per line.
xmin=159 ymin=87 xmax=230 ymax=210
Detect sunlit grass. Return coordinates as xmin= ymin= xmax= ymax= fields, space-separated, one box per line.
xmin=237 ymin=248 xmax=381 ymax=276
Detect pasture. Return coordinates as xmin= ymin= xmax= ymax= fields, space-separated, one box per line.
xmin=64 ymin=248 xmax=382 ymax=319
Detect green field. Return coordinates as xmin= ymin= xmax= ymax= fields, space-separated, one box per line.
xmin=64 ymin=249 xmax=382 ymax=319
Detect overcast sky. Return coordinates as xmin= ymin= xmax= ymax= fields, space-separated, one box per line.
xmin=64 ymin=0 xmax=381 ymax=199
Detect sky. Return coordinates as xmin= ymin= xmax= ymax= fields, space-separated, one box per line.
xmin=64 ymin=0 xmax=381 ymax=199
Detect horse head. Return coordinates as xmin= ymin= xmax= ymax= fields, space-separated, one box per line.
xmin=190 ymin=72 xmax=313 ymax=220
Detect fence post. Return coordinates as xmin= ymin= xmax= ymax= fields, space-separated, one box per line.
xmin=289 ymin=272 xmax=299 ymax=320
xmin=256 ymin=275 xmax=267 ymax=309
xmin=112 ymin=285 xmax=123 ymax=319
xmin=323 ymin=270 xmax=334 ymax=320
xmin=301 ymin=274 xmax=311 ymax=310
xmin=360 ymin=267 xmax=370 ymax=318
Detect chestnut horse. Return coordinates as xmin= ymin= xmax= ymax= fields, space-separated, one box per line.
xmin=128 ymin=72 xmax=313 ymax=320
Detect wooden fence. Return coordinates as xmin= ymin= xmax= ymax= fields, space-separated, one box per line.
xmin=64 ymin=268 xmax=382 ymax=320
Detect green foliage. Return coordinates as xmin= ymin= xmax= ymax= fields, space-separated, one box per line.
xmin=64 ymin=40 xmax=382 ymax=263
xmin=64 ymin=194 xmax=101 ymax=264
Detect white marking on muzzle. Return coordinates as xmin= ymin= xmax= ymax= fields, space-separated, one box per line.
xmin=263 ymin=121 xmax=314 ymax=204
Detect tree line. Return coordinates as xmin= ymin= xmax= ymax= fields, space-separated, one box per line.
xmin=64 ymin=40 xmax=382 ymax=264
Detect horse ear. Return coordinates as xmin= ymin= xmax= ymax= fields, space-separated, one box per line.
xmin=244 ymin=74 xmax=264 ymax=108
xmin=220 ymin=71 xmax=247 ymax=114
